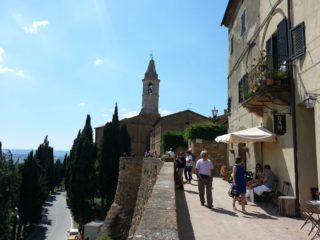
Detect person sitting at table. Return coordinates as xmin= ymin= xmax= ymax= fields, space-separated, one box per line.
xmin=252 ymin=163 xmax=264 ymax=186
xmin=253 ymin=164 xmax=276 ymax=196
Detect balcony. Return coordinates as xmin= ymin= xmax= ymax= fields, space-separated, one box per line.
xmin=239 ymin=62 xmax=291 ymax=116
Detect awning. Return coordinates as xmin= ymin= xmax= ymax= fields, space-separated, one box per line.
xmin=215 ymin=126 xmax=276 ymax=143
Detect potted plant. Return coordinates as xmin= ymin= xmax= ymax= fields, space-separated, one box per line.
xmin=264 ymin=70 xmax=274 ymax=85
xmin=272 ymin=69 xmax=288 ymax=85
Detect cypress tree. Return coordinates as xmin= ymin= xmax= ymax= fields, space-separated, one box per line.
xmin=35 ymin=136 xmax=55 ymax=195
xmin=98 ymin=122 xmax=113 ymax=209
xmin=0 ymin=150 xmax=20 ymax=240
xmin=120 ymin=124 xmax=131 ymax=156
xmin=68 ymin=115 xmax=97 ymax=225
xmin=18 ymin=151 xmax=46 ymax=226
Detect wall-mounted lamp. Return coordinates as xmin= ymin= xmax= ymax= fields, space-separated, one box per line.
xmin=304 ymin=94 xmax=318 ymax=109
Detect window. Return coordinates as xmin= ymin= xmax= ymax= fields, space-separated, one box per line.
xmin=240 ymin=10 xmax=246 ymax=36
xmin=266 ymin=18 xmax=288 ymax=70
xmin=148 ymin=83 xmax=153 ymax=94
xmin=290 ymin=22 xmax=306 ymax=60
xmin=230 ymin=35 xmax=234 ymax=55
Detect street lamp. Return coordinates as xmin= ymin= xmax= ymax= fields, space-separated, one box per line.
xmin=212 ymin=107 xmax=218 ymax=118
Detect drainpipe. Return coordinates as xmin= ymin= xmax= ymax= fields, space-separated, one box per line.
xmin=287 ymin=0 xmax=300 ymax=217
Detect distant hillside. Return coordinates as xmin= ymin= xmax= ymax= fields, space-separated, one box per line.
xmin=2 ymin=149 xmax=69 ymax=161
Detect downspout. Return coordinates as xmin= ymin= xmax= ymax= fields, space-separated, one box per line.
xmin=287 ymin=0 xmax=300 ymax=217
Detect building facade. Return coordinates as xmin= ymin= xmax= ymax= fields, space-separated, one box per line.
xmin=96 ymin=58 xmax=213 ymax=157
xmin=149 ymin=110 xmax=211 ymax=155
xmin=221 ymin=0 xmax=320 ymax=210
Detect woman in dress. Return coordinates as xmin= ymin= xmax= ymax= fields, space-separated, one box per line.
xmin=232 ymin=157 xmax=246 ymax=212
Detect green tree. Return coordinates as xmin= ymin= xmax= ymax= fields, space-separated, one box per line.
xmin=18 ymin=151 xmax=46 ymax=227
xmin=35 ymin=136 xmax=55 ymax=195
xmin=69 ymin=115 xmax=97 ymax=225
xmin=184 ymin=122 xmax=228 ymax=140
xmin=161 ymin=130 xmax=187 ymax=153
xmin=98 ymin=122 xmax=113 ymax=209
xmin=65 ymin=131 xmax=80 ymax=194
xmin=98 ymin=104 xmax=121 ymax=211
xmin=0 ymin=152 xmax=13 ymax=239
xmin=119 ymin=124 xmax=131 ymax=156
xmin=54 ymin=159 xmax=64 ymax=190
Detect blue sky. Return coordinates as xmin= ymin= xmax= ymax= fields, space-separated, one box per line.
xmin=0 ymin=0 xmax=228 ymax=150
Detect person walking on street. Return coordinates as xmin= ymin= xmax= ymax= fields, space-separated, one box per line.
xmin=184 ymin=150 xmax=193 ymax=183
xmin=232 ymin=157 xmax=246 ymax=212
xmin=195 ymin=150 xmax=214 ymax=208
xmin=176 ymin=152 xmax=186 ymax=190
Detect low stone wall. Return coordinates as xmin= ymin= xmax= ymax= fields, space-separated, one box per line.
xmin=132 ymin=162 xmax=178 ymax=240
xmin=127 ymin=158 xmax=163 ymax=239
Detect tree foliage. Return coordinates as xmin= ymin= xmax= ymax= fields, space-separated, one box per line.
xmin=35 ymin=136 xmax=55 ymax=196
xmin=161 ymin=130 xmax=187 ymax=153
xmin=68 ymin=115 xmax=97 ymax=224
xmin=0 ymin=149 xmax=20 ymax=239
xmin=184 ymin=122 xmax=228 ymax=140
xmin=18 ymin=151 xmax=46 ymax=225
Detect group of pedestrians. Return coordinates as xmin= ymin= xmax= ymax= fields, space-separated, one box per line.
xmin=171 ymin=147 xmax=277 ymax=213
xmin=172 ymin=148 xmax=214 ymax=209
xmin=231 ymin=157 xmax=277 ymax=213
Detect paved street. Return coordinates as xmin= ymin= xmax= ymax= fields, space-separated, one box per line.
xmin=27 ymin=190 xmax=72 ymax=240
xmin=176 ymin=176 xmax=312 ymax=240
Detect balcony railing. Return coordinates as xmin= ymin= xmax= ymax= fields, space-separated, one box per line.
xmin=239 ymin=61 xmax=290 ymax=104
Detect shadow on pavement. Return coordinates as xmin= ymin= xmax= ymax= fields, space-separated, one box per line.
xmin=211 ymin=207 xmax=239 ymax=217
xmin=176 ymin=188 xmax=196 ymax=240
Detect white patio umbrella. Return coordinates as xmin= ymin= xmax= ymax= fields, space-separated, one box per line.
xmin=215 ymin=126 xmax=276 ymax=143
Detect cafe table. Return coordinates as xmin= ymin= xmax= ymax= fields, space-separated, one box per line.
xmin=301 ymin=200 xmax=320 ymax=239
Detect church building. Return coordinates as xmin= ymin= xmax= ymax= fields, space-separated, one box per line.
xmin=95 ymin=57 xmax=210 ymax=157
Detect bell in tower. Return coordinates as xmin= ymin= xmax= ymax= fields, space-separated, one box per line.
xmin=140 ymin=55 xmax=160 ymax=116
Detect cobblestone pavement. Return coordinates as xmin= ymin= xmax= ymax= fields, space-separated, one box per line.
xmin=176 ymin=176 xmax=312 ymax=240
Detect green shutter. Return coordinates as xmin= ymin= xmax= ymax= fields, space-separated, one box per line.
xmin=277 ymin=18 xmax=288 ymax=68
xmin=290 ymin=22 xmax=306 ymax=60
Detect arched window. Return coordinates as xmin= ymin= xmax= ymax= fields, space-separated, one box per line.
xmin=148 ymin=83 xmax=153 ymax=94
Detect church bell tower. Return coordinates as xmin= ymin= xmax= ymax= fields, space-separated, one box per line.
xmin=140 ymin=56 xmax=160 ymax=116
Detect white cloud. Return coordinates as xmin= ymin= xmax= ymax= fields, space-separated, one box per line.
xmin=95 ymin=59 xmax=102 ymax=65
xmin=122 ymin=111 xmax=139 ymax=119
xmin=0 ymin=48 xmax=25 ymax=78
xmin=160 ymin=109 xmax=171 ymax=116
xmin=0 ymin=48 xmax=4 ymax=63
xmin=23 ymin=20 xmax=49 ymax=33
xmin=78 ymin=102 xmax=86 ymax=107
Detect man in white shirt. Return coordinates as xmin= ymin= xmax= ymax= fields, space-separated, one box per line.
xmin=195 ymin=150 xmax=214 ymax=208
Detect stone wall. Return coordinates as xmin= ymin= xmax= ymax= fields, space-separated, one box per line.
xmin=127 ymin=158 xmax=163 ymax=239
xmin=98 ymin=157 xmax=164 ymax=240
xmin=189 ymin=139 xmax=228 ymax=174
xmin=131 ymin=162 xmax=178 ymax=240
xmin=98 ymin=157 xmax=143 ymax=240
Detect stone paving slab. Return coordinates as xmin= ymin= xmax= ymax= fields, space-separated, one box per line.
xmin=176 ymin=176 xmax=313 ymax=240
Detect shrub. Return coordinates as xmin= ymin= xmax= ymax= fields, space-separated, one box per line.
xmin=161 ymin=130 xmax=187 ymax=153
xmin=184 ymin=122 xmax=227 ymax=140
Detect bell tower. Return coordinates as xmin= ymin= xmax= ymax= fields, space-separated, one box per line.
xmin=140 ymin=56 xmax=160 ymax=116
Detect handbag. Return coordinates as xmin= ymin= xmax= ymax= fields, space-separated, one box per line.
xmin=228 ymin=184 xmax=238 ymax=197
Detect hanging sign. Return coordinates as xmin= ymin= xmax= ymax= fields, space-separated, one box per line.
xmin=274 ymin=114 xmax=286 ymax=135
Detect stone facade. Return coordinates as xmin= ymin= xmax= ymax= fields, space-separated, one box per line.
xmin=189 ymin=139 xmax=228 ymax=174
xmin=98 ymin=157 xmax=164 ymax=240
xmin=150 ymin=110 xmax=211 ymax=155
xmin=221 ymin=0 xmax=320 ymax=208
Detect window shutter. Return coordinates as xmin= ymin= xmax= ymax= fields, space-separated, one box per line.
xmin=266 ymin=38 xmax=273 ymax=71
xmin=290 ymin=22 xmax=306 ymax=60
xmin=277 ymin=18 xmax=288 ymax=68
